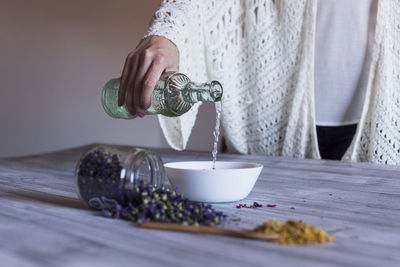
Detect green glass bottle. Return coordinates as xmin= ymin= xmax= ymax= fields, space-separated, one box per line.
xmin=102 ymin=72 xmax=223 ymax=119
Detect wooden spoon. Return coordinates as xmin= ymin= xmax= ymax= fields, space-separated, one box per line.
xmin=138 ymin=222 xmax=279 ymax=241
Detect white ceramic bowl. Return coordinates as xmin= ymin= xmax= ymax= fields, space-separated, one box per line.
xmin=164 ymin=161 xmax=263 ymax=203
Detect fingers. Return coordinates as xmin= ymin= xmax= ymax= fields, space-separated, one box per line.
xmin=118 ymin=54 xmax=132 ymax=107
xmin=125 ymin=55 xmax=140 ymax=116
xmin=141 ymin=54 xmax=167 ymax=110
xmin=129 ymin=50 xmax=152 ymax=117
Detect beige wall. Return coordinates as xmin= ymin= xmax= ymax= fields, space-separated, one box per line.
xmin=0 ymin=0 xmax=216 ymax=157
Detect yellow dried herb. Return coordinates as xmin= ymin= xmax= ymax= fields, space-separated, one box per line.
xmin=253 ymin=220 xmax=335 ymax=245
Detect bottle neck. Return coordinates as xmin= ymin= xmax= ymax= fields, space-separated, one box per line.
xmin=181 ymin=81 xmax=223 ymax=103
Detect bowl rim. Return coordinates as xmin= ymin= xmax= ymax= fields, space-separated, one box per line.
xmin=163 ymin=161 xmax=263 ymax=171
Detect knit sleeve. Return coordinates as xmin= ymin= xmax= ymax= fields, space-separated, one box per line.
xmin=143 ymin=1 xmax=208 ymax=150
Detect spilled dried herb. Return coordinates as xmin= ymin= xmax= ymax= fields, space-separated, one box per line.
xmin=236 ymin=202 xmax=278 ymax=209
xmin=236 ymin=202 xmax=263 ymax=208
xmin=253 ymin=220 xmax=335 ymax=245
xmin=102 ymin=180 xmax=226 ymax=226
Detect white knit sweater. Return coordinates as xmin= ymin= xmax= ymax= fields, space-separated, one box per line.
xmin=144 ymin=0 xmax=400 ymax=165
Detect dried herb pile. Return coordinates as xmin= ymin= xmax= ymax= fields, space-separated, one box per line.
xmin=102 ymin=180 xmax=226 ymax=226
xmin=253 ymin=220 xmax=335 ymax=245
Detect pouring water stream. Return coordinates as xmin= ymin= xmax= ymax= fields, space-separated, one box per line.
xmin=212 ymin=102 xmax=222 ymax=170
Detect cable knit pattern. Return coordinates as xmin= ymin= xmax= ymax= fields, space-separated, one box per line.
xmin=145 ymin=0 xmax=400 ymax=165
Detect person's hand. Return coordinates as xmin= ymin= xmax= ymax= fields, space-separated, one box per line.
xmin=118 ymin=35 xmax=179 ymax=117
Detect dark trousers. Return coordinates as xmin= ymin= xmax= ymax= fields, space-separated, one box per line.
xmin=316 ymin=124 xmax=357 ymax=160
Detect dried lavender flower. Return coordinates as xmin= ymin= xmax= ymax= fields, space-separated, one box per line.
xmin=103 ymin=180 xmax=226 ymax=226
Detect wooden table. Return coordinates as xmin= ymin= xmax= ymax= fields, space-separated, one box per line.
xmin=1 ymin=144 xmax=399 ymax=267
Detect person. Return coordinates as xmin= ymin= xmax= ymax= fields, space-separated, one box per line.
xmin=117 ymin=0 xmax=400 ymax=165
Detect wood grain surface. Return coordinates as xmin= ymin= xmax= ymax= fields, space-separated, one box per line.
xmin=1 ymin=143 xmax=399 ymax=267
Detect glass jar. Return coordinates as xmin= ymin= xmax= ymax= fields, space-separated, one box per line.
xmin=75 ymin=145 xmax=165 ymax=210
